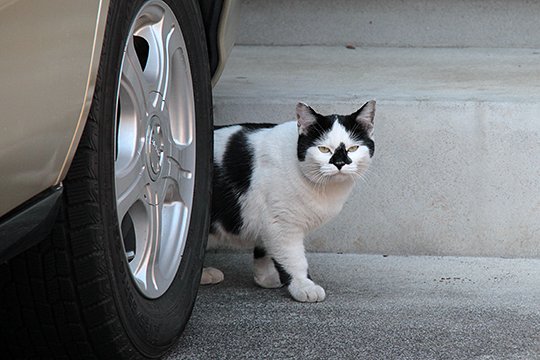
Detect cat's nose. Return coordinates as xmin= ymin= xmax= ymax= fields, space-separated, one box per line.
xmin=330 ymin=157 xmax=351 ymax=170
xmin=329 ymin=143 xmax=352 ymax=170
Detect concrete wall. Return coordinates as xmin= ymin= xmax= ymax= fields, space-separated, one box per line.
xmin=237 ymin=0 xmax=540 ymax=48
xmin=214 ymin=1 xmax=540 ymax=257
xmin=215 ymin=99 xmax=540 ymax=258
xmin=309 ymin=101 xmax=540 ymax=257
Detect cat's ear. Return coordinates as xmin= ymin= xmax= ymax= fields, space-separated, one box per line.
xmin=296 ymin=102 xmax=317 ymax=135
xmin=352 ymin=100 xmax=376 ymax=136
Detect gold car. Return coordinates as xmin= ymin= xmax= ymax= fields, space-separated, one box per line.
xmin=0 ymin=0 xmax=238 ymax=358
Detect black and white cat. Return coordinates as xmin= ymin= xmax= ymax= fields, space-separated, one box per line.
xmin=202 ymin=101 xmax=376 ymax=302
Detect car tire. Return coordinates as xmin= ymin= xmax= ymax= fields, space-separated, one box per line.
xmin=0 ymin=0 xmax=212 ymax=358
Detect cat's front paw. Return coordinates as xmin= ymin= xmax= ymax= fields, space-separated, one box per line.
xmin=288 ymin=279 xmax=326 ymax=302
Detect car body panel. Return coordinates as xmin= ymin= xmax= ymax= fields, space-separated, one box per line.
xmin=0 ymin=0 xmax=238 ymax=219
xmin=0 ymin=0 xmax=109 ymax=217
xmin=212 ymin=0 xmax=239 ymax=86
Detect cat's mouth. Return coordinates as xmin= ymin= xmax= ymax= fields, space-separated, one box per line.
xmin=325 ymin=168 xmax=356 ymax=181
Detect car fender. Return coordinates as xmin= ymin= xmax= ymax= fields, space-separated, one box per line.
xmin=0 ymin=0 xmax=109 ymax=217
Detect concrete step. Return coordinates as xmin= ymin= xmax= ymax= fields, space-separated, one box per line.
xmin=213 ymin=45 xmax=540 ymax=257
xmin=237 ymin=0 xmax=540 ymax=48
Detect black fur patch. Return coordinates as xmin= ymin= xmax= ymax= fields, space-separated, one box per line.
xmin=242 ymin=123 xmax=278 ymax=131
xmin=222 ymin=131 xmax=253 ymax=194
xmin=211 ymin=130 xmax=255 ymax=234
xmin=297 ymin=113 xmax=334 ymax=161
xmin=254 ymin=246 xmax=266 ymax=259
xmin=215 ymin=123 xmax=277 ymax=131
xmin=338 ymin=114 xmax=375 ymax=157
xmin=272 ymin=258 xmax=292 ymax=286
xmin=211 ymin=163 xmax=244 ymax=234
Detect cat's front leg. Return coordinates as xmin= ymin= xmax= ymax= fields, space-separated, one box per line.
xmin=266 ymin=234 xmax=326 ymax=303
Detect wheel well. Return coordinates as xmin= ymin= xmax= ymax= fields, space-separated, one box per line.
xmin=198 ymin=0 xmax=223 ymax=77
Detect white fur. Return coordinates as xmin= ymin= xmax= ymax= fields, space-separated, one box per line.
xmin=208 ymin=121 xmax=369 ymax=247
xmin=205 ymin=105 xmax=374 ymax=303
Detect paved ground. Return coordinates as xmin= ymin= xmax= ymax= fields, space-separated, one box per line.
xmin=166 ymin=253 xmax=540 ymax=359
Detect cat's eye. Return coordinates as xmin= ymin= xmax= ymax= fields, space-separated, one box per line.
xmin=318 ymin=146 xmax=331 ymax=153
xmin=348 ymin=145 xmax=359 ymax=152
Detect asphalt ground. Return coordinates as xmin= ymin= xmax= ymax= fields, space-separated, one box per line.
xmin=166 ymin=252 xmax=540 ymax=359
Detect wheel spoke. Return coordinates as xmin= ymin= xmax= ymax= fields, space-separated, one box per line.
xmin=134 ymin=9 xmax=173 ymax=108
xmin=115 ymin=156 xmax=149 ymax=221
xmin=156 ymin=10 xmax=174 ymax=102
xmin=132 ymin=200 xmax=162 ymax=294
xmin=155 ymin=11 xmax=194 ymax=148
xmin=169 ymin=49 xmax=194 ymax=148
xmin=159 ymin=201 xmax=188 ymax=279
xmin=121 ymin=38 xmax=150 ymax=116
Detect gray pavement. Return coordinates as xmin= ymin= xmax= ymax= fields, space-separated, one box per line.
xmin=166 ymin=253 xmax=540 ymax=359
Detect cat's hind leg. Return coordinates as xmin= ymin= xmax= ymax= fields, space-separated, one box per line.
xmin=200 ymin=267 xmax=224 ymax=285
xmin=253 ymin=246 xmax=282 ymax=288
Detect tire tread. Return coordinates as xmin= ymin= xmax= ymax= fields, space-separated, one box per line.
xmin=0 ymin=0 xmax=211 ymax=358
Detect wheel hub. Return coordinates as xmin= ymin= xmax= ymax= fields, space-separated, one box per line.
xmin=146 ymin=117 xmax=164 ymax=180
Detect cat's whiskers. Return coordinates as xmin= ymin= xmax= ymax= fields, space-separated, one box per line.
xmin=313 ymin=178 xmax=326 ymax=194
xmin=355 ymin=162 xmax=376 ymax=185
xmin=311 ymin=170 xmax=328 ymax=193
xmin=306 ymin=165 xmax=335 ymax=194
xmin=359 ymin=166 xmax=380 ymax=181
xmin=353 ymin=173 xmax=369 ymax=186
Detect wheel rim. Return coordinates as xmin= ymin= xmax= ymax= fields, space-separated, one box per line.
xmin=114 ymin=1 xmax=196 ymax=299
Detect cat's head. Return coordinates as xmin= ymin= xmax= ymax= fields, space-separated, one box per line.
xmin=296 ymin=101 xmax=375 ymax=184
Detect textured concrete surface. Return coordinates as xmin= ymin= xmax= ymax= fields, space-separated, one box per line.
xmin=213 ymin=46 xmax=540 ymax=257
xmin=167 ymin=253 xmax=540 ymax=359
xmin=237 ymin=0 xmax=540 ymax=48
xmin=215 ymin=46 xmax=540 ymax=104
